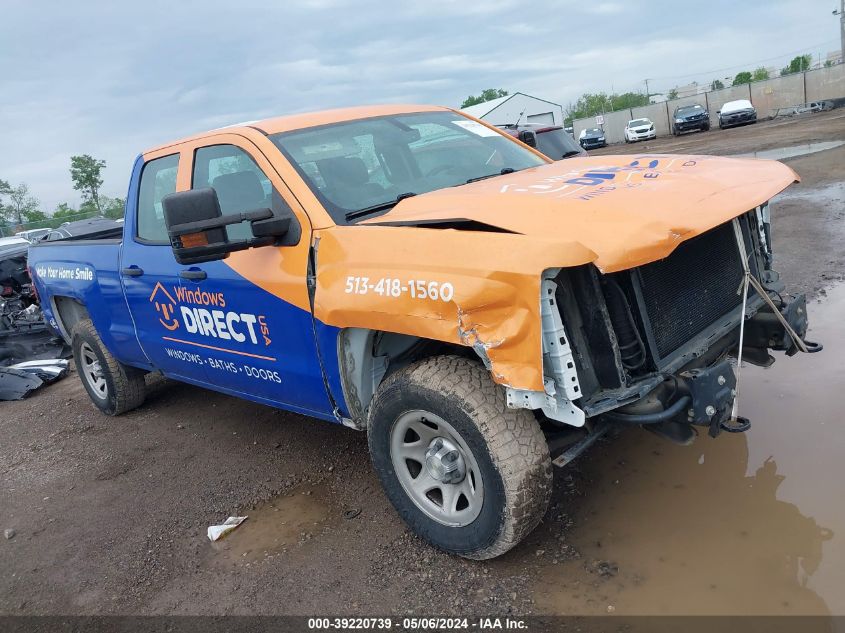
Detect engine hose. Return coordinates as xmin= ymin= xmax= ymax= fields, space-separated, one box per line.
xmin=603 ymin=279 xmax=647 ymax=371
xmin=604 ymin=395 xmax=691 ymax=425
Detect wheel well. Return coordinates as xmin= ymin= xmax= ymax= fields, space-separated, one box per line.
xmin=52 ymin=296 xmax=90 ymax=343
xmin=337 ymin=328 xmax=470 ymax=429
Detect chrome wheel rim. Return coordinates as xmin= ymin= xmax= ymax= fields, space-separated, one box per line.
xmin=390 ymin=410 xmax=483 ymax=527
xmin=79 ymin=342 xmax=108 ymax=400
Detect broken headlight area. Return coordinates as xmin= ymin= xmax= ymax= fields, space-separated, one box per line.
xmin=540 ymin=210 xmax=817 ymax=445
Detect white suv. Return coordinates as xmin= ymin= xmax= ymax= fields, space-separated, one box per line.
xmin=624 ymin=118 xmax=656 ymax=143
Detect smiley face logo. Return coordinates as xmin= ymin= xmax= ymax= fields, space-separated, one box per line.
xmin=149 ymin=282 xmax=180 ymax=331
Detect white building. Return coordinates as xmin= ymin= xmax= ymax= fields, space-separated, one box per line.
xmin=460 ymin=92 xmax=565 ymax=126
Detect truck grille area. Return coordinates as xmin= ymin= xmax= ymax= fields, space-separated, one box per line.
xmin=634 ymin=221 xmax=745 ymax=360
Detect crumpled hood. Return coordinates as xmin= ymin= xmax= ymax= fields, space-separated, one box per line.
xmin=364 ymin=154 xmax=798 ymax=273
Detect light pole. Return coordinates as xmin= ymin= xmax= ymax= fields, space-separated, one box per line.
xmin=835 ymin=0 xmax=845 ymax=64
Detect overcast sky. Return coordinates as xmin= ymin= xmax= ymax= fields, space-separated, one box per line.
xmin=1 ymin=0 xmax=841 ymax=212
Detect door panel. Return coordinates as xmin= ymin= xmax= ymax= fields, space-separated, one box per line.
xmin=178 ymin=138 xmax=334 ymax=416
xmin=122 ymin=153 xmax=208 ymax=383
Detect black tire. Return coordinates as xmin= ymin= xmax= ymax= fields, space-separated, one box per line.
xmin=368 ymin=356 xmax=552 ymax=560
xmin=71 ymin=319 xmax=146 ymax=416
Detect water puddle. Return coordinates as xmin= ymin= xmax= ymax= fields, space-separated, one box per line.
xmin=774 ymin=180 xmax=845 ymax=206
xmin=208 ymin=485 xmax=331 ymax=564
xmin=535 ymin=284 xmax=845 ymax=615
xmin=734 ymin=141 xmax=845 ymax=161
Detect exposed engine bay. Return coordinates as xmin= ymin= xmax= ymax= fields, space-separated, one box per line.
xmin=534 ymin=208 xmax=819 ymax=456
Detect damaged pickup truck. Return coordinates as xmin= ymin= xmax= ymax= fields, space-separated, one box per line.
xmin=27 ymin=105 xmax=819 ymax=559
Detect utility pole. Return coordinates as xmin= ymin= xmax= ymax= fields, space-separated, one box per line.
xmin=836 ymin=0 xmax=845 ymax=64
xmin=841 ymin=0 xmax=845 ymax=64
xmin=644 ymin=78 xmax=651 ymax=99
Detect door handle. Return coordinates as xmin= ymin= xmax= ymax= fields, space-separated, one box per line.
xmin=179 ymin=269 xmax=207 ymax=281
xmin=121 ymin=266 xmax=144 ymax=277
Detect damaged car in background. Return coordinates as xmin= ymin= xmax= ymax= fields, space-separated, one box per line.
xmin=26 ymin=105 xmax=820 ymax=559
xmin=0 ymin=236 xmax=68 ymax=400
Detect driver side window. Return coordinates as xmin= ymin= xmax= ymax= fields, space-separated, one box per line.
xmin=192 ymin=145 xmax=274 ymax=240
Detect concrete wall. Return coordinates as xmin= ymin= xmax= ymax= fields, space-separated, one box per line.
xmin=632 ymin=102 xmax=671 ymax=136
xmin=570 ymin=64 xmax=845 ymax=144
xmin=806 ymin=65 xmax=845 ymax=101
xmin=671 ymin=94 xmax=707 ymax=111
xmin=602 ymin=109 xmax=635 ymax=144
xmin=573 ymin=109 xmax=631 ymax=144
xmin=750 ymin=73 xmax=804 ymax=118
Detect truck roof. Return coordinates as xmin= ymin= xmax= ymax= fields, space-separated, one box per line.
xmin=143 ymin=104 xmax=448 ymax=155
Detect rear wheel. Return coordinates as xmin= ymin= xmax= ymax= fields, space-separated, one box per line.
xmin=368 ymin=356 xmax=552 ymax=559
xmin=72 ymin=319 xmax=146 ymax=416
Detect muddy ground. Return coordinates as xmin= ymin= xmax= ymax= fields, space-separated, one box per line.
xmin=2 ymin=111 xmax=844 ymax=617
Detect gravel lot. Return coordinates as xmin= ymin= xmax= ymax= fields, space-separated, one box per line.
xmin=2 ymin=110 xmax=844 ymax=616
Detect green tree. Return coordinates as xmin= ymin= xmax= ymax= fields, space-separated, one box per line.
xmin=780 ymin=55 xmax=812 ymax=76
xmin=53 ymin=202 xmax=78 ymax=221
xmin=667 ymin=88 xmax=679 ymax=100
xmin=70 ymin=154 xmax=106 ymax=214
xmin=825 ymin=60 xmax=834 ymax=68
xmin=752 ymin=67 xmax=770 ymax=81
xmin=101 ymin=196 xmax=126 ymax=220
xmin=710 ymin=79 xmax=725 ymax=90
xmin=733 ymin=71 xmax=753 ymax=85
xmin=566 ymin=91 xmax=649 ymax=121
xmin=52 ymin=202 xmax=98 ymax=226
xmin=0 ymin=178 xmax=11 ymax=225
xmin=6 ymin=183 xmax=40 ymax=226
xmin=460 ymin=88 xmax=509 ymax=109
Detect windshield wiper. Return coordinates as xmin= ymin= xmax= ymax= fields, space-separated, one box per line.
xmin=464 ymin=167 xmax=517 ymax=184
xmin=345 ymin=192 xmax=417 ymax=222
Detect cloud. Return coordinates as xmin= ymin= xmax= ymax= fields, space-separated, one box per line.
xmin=584 ymin=2 xmax=625 ymax=14
xmin=0 ymin=0 xmax=838 ymax=212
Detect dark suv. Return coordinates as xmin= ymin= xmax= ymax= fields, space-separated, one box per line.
xmin=579 ymin=128 xmax=607 ymax=149
xmin=672 ymin=104 xmax=710 ymax=135
xmin=498 ymin=123 xmax=586 ymax=160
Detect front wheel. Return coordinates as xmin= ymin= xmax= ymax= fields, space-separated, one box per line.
xmin=72 ymin=319 xmax=146 ymax=416
xmin=368 ymin=356 xmax=552 ymax=559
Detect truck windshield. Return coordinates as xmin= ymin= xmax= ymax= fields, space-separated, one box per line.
xmin=270 ymin=111 xmax=546 ymax=224
xmin=535 ymin=128 xmax=582 ymax=159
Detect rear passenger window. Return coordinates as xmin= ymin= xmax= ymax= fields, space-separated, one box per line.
xmin=137 ymin=154 xmax=179 ymax=243
xmin=192 ymin=145 xmax=273 ymax=240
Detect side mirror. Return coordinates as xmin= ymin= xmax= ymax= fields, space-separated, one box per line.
xmin=162 ymin=188 xmax=287 ymax=265
xmin=518 ymin=130 xmax=537 ymax=147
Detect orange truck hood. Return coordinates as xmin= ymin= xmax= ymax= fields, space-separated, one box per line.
xmin=364 ymin=154 xmax=798 ymax=273
xmin=308 ymin=153 xmax=797 ymax=394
